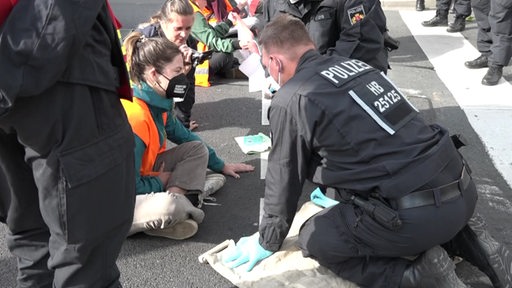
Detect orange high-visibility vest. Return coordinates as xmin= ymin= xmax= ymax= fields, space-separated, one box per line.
xmin=189 ymin=0 xmax=235 ymax=87
xmin=194 ymin=41 xmax=211 ymax=87
xmin=121 ymin=97 xmax=168 ymax=176
xmin=190 ymin=1 xmax=213 ymax=87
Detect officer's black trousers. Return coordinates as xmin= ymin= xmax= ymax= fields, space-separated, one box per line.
xmin=437 ymin=0 xmax=472 ymax=17
xmin=0 ymin=83 xmax=135 ymax=287
xmin=297 ymin=159 xmax=478 ymax=288
xmin=209 ymin=51 xmax=235 ymax=77
xmin=473 ymin=0 xmax=493 ymax=54
xmin=489 ymin=0 xmax=512 ymax=66
xmin=472 ymin=0 xmax=512 ymax=66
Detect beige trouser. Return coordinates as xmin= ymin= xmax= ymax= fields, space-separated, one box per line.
xmin=128 ymin=191 xmax=205 ymax=235
xmin=129 ymin=141 xmax=208 ymax=235
xmin=155 ymin=140 xmax=209 ymax=192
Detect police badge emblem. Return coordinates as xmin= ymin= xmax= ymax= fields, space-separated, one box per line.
xmin=347 ymin=5 xmax=366 ymax=25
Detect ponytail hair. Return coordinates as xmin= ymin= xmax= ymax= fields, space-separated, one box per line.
xmin=123 ymin=31 xmax=182 ymax=85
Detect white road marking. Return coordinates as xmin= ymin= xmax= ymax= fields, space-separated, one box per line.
xmin=478 ymin=183 xmax=512 ymax=214
xmin=262 ymin=91 xmax=271 ymax=126
xmin=260 ymin=151 xmax=269 ymax=180
xmin=401 ymin=10 xmax=512 ymax=188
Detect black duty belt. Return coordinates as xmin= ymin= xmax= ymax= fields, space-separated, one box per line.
xmin=394 ymin=166 xmax=471 ymax=210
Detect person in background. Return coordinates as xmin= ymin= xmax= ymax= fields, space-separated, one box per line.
xmin=224 ymin=14 xmax=512 ymax=288
xmin=208 ymin=0 xmax=260 ymax=36
xmin=416 ymin=0 xmax=426 ymax=11
xmin=421 ymin=0 xmax=471 ymax=33
xmin=188 ymin=0 xmax=255 ymax=82
xmin=464 ymin=0 xmax=511 ymax=86
xmin=137 ymin=0 xmax=200 ymax=130
xmin=0 ymin=1 xmax=135 ymax=286
xmin=256 ymin=0 xmax=392 ymax=73
xmin=122 ymin=31 xmax=254 ymax=239
xmin=208 ymin=0 xmax=250 ymax=21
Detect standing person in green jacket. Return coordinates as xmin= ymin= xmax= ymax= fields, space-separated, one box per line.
xmin=122 ymin=31 xmax=254 ymax=240
xmin=189 ymin=0 xmax=255 ymax=80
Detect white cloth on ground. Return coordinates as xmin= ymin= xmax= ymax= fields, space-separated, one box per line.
xmin=198 ymin=201 xmax=359 ymax=288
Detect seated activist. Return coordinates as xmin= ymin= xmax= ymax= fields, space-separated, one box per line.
xmin=209 ymin=0 xmax=249 ymax=20
xmin=223 ymin=15 xmax=511 ymax=288
xmin=137 ymin=0 xmax=199 ymax=130
xmin=208 ymin=0 xmax=260 ymax=35
xmin=188 ymin=0 xmax=255 ymax=81
xmin=122 ymin=32 xmax=255 ymax=239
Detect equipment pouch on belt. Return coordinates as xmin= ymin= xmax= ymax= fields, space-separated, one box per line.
xmin=336 ymin=188 xmax=402 ymax=231
xmin=353 ymin=196 xmax=402 ymax=231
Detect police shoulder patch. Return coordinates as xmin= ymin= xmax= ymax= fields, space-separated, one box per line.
xmin=349 ymin=72 xmax=419 ymax=135
xmin=347 ymin=5 xmax=366 ymax=25
xmin=314 ymin=10 xmax=332 ymax=21
xmin=317 ymin=58 xmax=374 ymax=87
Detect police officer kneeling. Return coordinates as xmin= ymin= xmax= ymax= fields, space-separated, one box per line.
xmin=223 ymin=14 xmax=512 ymax=288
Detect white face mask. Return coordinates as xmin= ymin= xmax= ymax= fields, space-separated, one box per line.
xmin=267 ymin=76 xmax=280 ymax=94
xmin=267 ymin=58 xmax=281 ymax=94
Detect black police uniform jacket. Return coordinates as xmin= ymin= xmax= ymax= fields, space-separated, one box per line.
xmin=258 ymin=0 xmax=389 ymax=72
xmin=259 ymin=50 xmax=462 ymax=252
xmin=0 ymin=0 xmax=130 ymax=117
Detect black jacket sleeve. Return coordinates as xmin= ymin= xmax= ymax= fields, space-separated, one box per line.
xmin=0 ymin=0 xmax=106 ymax=114
xmin=259 ymin=96 xmax=312 ymax=252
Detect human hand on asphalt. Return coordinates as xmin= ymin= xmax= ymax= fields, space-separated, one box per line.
xmin=222 ymin=162 xmax=255 ymax=178
xmin=223 ymin=233 xmax=273 ymax=272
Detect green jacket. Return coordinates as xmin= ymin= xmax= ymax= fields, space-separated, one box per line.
xmin=191 ymin=11 xmax=241 ymax=53
xmin=132 ymin=82 xmax=225 ymax=194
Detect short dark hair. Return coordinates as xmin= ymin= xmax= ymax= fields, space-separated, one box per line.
xmin=258 ymin=14 xmax=313 ymax=56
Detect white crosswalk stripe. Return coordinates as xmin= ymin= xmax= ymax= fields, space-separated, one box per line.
xmin=401 ymin=10 xmax=512 ymax=188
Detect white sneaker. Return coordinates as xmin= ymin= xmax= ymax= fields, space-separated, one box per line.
xmin=144 ymin=219 xmax=198 ymax=240
xmin=203 ymin=173 xmax=226 ymax=197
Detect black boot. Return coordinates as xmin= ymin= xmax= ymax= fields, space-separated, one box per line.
xmin=400 ymin=245 xmax=467 ymax=288
xmin=443 ymin=214 xmax=512 ymax=288
xmin=465 ymin=54 xmax=489 ymax=69
xmin=416 ymin=0 xmax=425 ymax=11
xmin=422 ymin=14 xmax=448 ymax=27
xmin=482 ymin=65 xmax=503 ymax=86
xmin=447 ymin=16 xmax=466 ymax=32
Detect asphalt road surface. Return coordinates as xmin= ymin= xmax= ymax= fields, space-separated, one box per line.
xmin=1 ymin=1 xmax=511 ymax=287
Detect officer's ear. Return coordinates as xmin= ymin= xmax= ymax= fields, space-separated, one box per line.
xmin=276 ymin=58 xmax=283 ymax=72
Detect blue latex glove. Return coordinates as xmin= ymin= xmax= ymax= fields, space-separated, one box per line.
xmin=310 ymin=187 xmax=339 ymax=208
xmin=222 ymin=233 xmax=273 ymax=272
